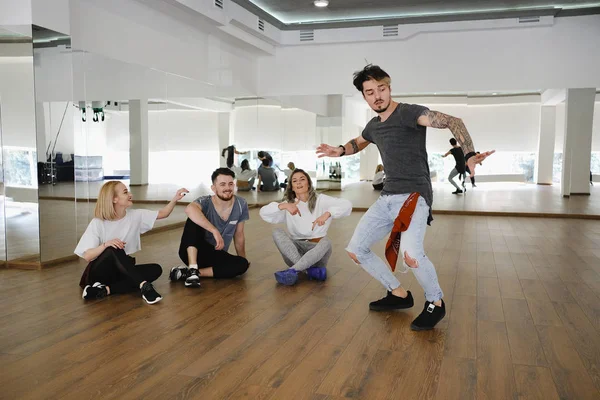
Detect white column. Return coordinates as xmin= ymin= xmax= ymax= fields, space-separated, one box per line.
xmin=129 ymin=99 xmax=148 ymax=185
xmin=534 ymin=106 xmax=556 ymax=185
xmin=217 ymin=112 xmax=230 ymax=168
xmin=561 ymin=88 xmax=595 ymax=196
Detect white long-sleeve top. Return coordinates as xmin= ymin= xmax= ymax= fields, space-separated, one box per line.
xmin=230 ymin=165 xmax=258 ymax=181
xmin=260 ymin=194 xmax=352 ymax=240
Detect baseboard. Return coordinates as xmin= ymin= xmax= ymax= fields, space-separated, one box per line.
xmin=536 ymin=183 xmax=552 ymax=186
xmin=41 ymin=254 xmax=79 ymax=268
xmin=570 ymin=192 xmax=591 ymax=196
xmin=7 ymin=260 xmax=41 ymax=270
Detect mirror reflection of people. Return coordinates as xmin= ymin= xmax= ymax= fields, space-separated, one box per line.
xmin=257 ymin=158 xmax=280 ymax=192
xmin=221 ymin=145 xmax=247 ymax=168
xmin=257 ymin=150 xmax=274 ymax=167
xmin=317 ymin=64 xmax=494 ymax=331
xmin=230 ymin=159 xmax=257 ymax=191
xmin=442 ymin=138 xmax=465 ymax=194
xmin=281 ymin=161 xmax=296 ymax=189
xmin=465 ymin=151 xmax=482 ymax=188
xmin=260 ymin=169 xmax=352 ymax=285
xmin=373 ymin=164 xmax=385 ymax=190
xmin=75 ymin=181 xmax=188 ymax=304
xmin=170 ymin=168 xmax=250 ymax=287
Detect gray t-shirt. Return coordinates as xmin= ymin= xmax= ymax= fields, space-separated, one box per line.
xmin=194 ymin=195 xmax=249 ymax=250
xmin=258 ymin=166 xmax=279 ymax=191
xmin=361 ymin=103 xmax=433 ymax=216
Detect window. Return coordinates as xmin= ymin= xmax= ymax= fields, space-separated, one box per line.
xmin=4 ymin=146 xmax=37 ymax=188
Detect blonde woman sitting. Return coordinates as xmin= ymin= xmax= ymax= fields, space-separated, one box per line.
xmin=75 ymin=181 xmax=188 ymax=304
xmin=260 ymin=169 xmax=352 ymax=285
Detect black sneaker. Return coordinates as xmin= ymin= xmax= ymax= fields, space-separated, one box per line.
xmin=169 ymin=265 xmax=191 ymax=282
xmin=82 ymin=282 xmax=108 ymax=300
xmin=185 ymin=268 xmax=201 ymax=288
xmin=452 ymin=189 xmax=463 ymax=194
xmin=369 ymin=291 xmax=414 ymax=311
xmin=141 ymin=282 xmax=163 ymax=304
xmin=410 ymin=300 xmax=446 ymax=331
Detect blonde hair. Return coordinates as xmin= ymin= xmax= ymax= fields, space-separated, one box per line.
xmin=375 ymin=164 xmax=384 ymax=174
xmin=284 ymin=169 xmax=317 ymax=213
xmin=94 ymin=180 xmax=122 ymax=220
xmin=287 ymin=162 xmax=296 ymax=170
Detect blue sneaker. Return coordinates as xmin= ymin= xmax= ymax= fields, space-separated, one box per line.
xmin=306 ymin=266 xmax=327 ymax=281
xmin=274 ymin=269 xmax=299 ymax=286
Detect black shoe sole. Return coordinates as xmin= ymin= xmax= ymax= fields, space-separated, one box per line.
xmin=410 ymin=311 xmax=446 ymax=331
xmin=184 ymin=281 xmax=201 ymax=288
xmin=369 ymin=303 xmax=414 ymax=311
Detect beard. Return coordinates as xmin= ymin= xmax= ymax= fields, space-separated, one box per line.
xmin=216 ymin=191 xmax=233 ymax=201
xmin=373 ymin=100 xmax=390 ymax=114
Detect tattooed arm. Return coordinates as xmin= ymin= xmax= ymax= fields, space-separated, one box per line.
xmin=316 ymin=135 xmax=370 ymax=158
xmin=417 ymin=110 xmax=474 ymax=154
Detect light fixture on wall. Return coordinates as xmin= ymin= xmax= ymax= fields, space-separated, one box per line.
xmin=314 ymin=0 xmax=329 ymax=7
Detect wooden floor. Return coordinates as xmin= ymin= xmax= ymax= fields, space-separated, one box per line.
xmin=2 ymin=210 xmax=600 ymax=399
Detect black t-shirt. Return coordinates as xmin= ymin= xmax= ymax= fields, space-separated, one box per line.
xmin=450 ymin=147 xmax=466 ymax=174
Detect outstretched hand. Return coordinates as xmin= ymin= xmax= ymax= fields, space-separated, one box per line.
xmin=316 ymin=143 xmax=342 ymax=158
xmin=173 ymin=188 xmax=189 ymax=202
xmin=467 ymin=150 xmax=495 ymax=176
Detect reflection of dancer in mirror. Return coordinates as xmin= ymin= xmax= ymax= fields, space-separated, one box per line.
xmin=317 ymin=65 xmax=494 ymax=330
xmin=230 ymin=159 xmax=257 ymax=191
xmin=222 ymin=145 xmax=248 ymax=168
xmin=373 ymin=164 xmax=385 ymax=190
xmin=442 ymin=138 xmax=465 ymax=194
xmin=170 ymin=168 xmax=250 ymax=287
xmin=260 ymin=169 xmax=352 ymax=286
xmin=465 ymin=151 xmax=482 ymax=188
xmin=75 ymin=181 xmax=188 ymax=304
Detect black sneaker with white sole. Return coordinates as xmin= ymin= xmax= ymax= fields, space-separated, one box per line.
xmin=369 ymin=291 xmax=414 ymax=311
xmin=141 ymin=282 xmax=162 ymax=304
xmin=169 ymin=265 xmax=191 ymax=282
xmin=184 ymin=268 xmax=201 ymax=288
xmin=82 ymin=282 xmax=108 ymax=300
xmin=410 ymin=300 xmax=446 ymax=331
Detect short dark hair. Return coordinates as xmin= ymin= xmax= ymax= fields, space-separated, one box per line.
xmin=257 ymin=151 xmax=265 ymax=158
xmin=449 ymin=138 xmax=457 ymax=146
xmin=353 ymin=64 xmax=391 ymax=92
xmin=211 ymin=167 xmax=235 ymax=183
xmin=261 ymin=158 xmax=270 ymax=167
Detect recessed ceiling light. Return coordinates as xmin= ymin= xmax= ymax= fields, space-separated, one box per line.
xmin=492 ymin=92 xmax=498 ymax=95
xmin=314 ymin=0 xmax=329 ymax=7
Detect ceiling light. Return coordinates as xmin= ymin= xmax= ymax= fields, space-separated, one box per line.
xmin=314 ymin=0 xmax=329 ymax=7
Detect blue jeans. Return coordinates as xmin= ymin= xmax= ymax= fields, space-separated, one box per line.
xmin=346 ymin=194 xmax=443 ymax=302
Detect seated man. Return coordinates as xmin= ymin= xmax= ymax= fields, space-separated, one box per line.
xmin=257 ymin=158 xmax=280 ymax=192
xmin=170 ymin=168 xmax=250 ymax=287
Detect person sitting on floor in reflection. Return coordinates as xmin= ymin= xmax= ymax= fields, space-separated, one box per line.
xmin=259 ymin=169 xmax=352 ymax=286
xmin=169 ymin=168 xmax=250 ymax=287
xmin=230 ymin=159 xmax=257 ymax=191
xmin=257 ymin=158 xmax=280 ymax=192
xmin=258 ymin=150 xmax=274 ymax=167
xmin=373 ymin=164 xmax=385 ymax=190
xmin=280 ymin=161 xmax=296 ymax=189
xmin=75 ymin=181 xmax=188 ymax=304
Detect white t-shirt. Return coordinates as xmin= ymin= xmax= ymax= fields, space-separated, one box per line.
xmin=74 ymin=209 xmax=159 ymax=258
xmin=373 ymin=171 xmax=385 ymax=185
xmin=230 ymin=165 xmax=257 ymax=182
xmin=259 ymin=194 xmax=352 ymax=240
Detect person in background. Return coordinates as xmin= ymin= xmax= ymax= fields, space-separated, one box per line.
xmin=373 ymin=164 xmax=385 ymax=190
xmin=257 ymin=158 xmax=280 ymax=192
xmin=75 ymin=181 xmax=188 ymax=304
xmin=442 ymin=138 xmax=465 ymax=194
xmin=281 ymin=161 xmax=296 ymax=189
xmin=260 ymin=169 xmax=352 ymax=286
xmin=221 ymin=145 xmax=247 ymax=168
xmin=230 ymin=159 xmax=257 ymax=191
xmin=465 ymin=151 xmax=482 ymax=188
xmin=258 ymin=150 xmax=274 ymax=167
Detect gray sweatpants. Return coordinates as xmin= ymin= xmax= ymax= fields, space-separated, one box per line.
xmin=272 ymin=228 xmax=332 ymax=271
xmin=448 ymin=168 xmax=461 ymax=190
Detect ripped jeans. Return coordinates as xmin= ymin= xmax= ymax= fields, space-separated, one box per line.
xmin=346 ymin=194 xmax=443 ymax=302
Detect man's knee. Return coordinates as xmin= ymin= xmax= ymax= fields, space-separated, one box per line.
xmin=346 ymin=251 xmax=361 ymax=264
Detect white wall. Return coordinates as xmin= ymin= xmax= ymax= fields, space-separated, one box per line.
xmin=419 ymin=103 xmax=541 ymax=153
xmin=232 ymin=105 xmax=317 ymax=151
xmin=258 ymin=15 xmax=600 ymax=96
xmin=148 ymin=110 xmax=219 ymax=151
xmin=0 ymin=59 xmax=36 ymax=148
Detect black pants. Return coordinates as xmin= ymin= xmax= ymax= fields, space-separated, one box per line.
xmin=372 ymin=183 xmax=384 ymax=190
xmin=79 ymin=247 xmax=162 ymax=294
xmin=178 ymin=219 xmax=249 ymax=279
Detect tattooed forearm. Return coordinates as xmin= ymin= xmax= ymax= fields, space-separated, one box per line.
xmin=349 ymin=139 xmax=360 ymax=155
xmin=422 ymin=110 xmax=475 ymax=154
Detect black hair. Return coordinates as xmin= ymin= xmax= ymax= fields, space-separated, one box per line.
xmin=261 ymin=158 xmax=270 ymax=167
xmin=211 ymin=167 xmax=235 ymax=183
xmin=450 ymin=138 xmax=457 ymax=146
xmin=352 ymin=64 xmax=391 ymax=92
xmin=241 ymin=159 xmax=250 ymax=171
xmin=257 ymin=151 xmax=265 ymax=158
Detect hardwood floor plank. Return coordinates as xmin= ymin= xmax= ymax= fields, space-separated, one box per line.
xmin=444 ymin=295 xmax=477 ymax=359
xmin=434 ymin=356 xmax=477 ymax=400
xmin=477 ymin=320 xmax=518 ymax=400
xmin=513 ymin=365 xmax=561 ymax=400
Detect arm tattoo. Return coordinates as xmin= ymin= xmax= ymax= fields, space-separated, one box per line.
xmin=422 ymin=110 xmax=475 ymax=154
xmin=349 ymin=139 xmax=360 ymax=154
